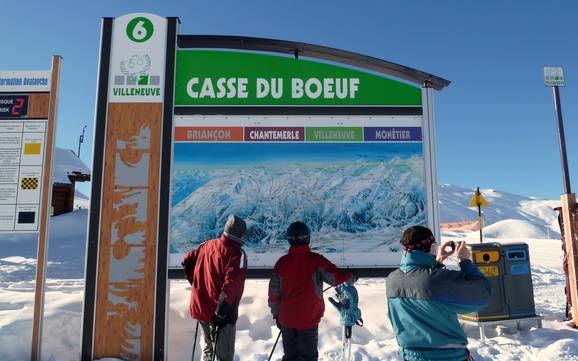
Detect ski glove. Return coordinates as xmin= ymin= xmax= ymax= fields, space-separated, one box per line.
xmin=328 ymin=283 xmax=363 ymax=327
xmin=181 ymin=257 xmax=195 ymax=285
xmin=213 ymin=299 xmax=235 ymax=327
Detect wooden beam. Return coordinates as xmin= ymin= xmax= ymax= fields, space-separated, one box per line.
xmin=31 ymin=55 xmax=61 ymax=361
xmin=561 ymin=193 xmax=578 ymax=327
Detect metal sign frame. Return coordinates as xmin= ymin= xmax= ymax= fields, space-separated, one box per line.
xmin=168 ymin=36 xmax=447 ymax=277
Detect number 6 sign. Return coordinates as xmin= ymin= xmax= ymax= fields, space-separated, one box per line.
xmin=126 ymin=16 xmax=154 ymax=43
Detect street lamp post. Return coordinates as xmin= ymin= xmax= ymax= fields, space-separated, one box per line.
xmin=78 ymin=124 xmax=86 ymax=158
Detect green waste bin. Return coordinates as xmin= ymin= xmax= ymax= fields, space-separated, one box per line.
xmin=461 ymin=242 xmax=536 ymax=322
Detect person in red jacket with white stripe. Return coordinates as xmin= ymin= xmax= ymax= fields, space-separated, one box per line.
xmin=268 ymin=221 xmax=356 ymax=361
xmin=182 ymin=215 xmax=248 ymax=361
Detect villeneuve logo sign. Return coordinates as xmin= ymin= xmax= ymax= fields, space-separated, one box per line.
xmin=110 ymin=16 xmax=164 ymax=100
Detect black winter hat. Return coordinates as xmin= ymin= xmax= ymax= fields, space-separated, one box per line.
xmin=286 ymin=221 xmax=311 ymax=246
xmin=223 ymin=215 xmax=246 ymax=242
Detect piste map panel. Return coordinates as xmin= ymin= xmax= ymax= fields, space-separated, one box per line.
xmin=169 ymin=115 xmax=427 ymax=268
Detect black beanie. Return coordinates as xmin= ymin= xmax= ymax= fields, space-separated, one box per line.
xmin=223 ymin=215 xmax=246 ymax=242
xmin=286 ymin=221 xmax=311 ymax=246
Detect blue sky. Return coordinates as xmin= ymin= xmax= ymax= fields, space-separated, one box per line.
xmin=1 ymin=1 xmax=576 ymax=199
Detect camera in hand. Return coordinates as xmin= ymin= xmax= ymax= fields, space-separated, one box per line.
xmin=444 ymin=241 xmax=456 ymax=254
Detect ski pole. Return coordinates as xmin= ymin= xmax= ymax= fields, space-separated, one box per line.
xmin=268 ymin=285 xmax=335 ymax=360
xmin=211 ymin=326 xmax=220 ymax=361
xmin=342 ymin=325 xmax=352 ymax=361
xmin=267 ymin=330 xmax=282 ymax=361
xmin=191 ymin=320 xmax=199 ymax=361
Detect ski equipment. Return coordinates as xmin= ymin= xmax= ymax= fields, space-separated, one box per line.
xmin=210 ymin=325 xmax=220 ymax=361
xmin=267 ymin=330 xmax=282 ymax=361
xmin=191 ymin=320 xmax=199 ymax=361
xmin=328 ymin=283 xmax=363 ymax=327
xmin=329 ymin=283 xmax=363 ymax=361
xmin=268 ymin=285 xmax=334 ymax=360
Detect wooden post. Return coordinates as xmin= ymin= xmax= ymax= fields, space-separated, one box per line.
xmin=31 ymin=55 xmax=61 ymax=361
xmin=82 ymin=14 xmax=177 ymax=360
xmin=561 ymin=193 xmax=578 ymax=327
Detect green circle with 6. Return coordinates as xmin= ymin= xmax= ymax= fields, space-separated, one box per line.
xmin=126 ymin=17 xmax=154 ymax=43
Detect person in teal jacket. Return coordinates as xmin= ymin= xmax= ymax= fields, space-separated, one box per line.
xmin=386 ymin=226 xmax=491 ymax=361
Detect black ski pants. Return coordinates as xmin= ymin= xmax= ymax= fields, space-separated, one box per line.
xmin=280 ymin=326 xmax=319 ymax=361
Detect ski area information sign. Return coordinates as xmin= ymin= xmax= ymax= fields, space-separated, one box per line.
xmin=0 ymin=60 xmax=61 ymax=361
xmin=0 ymin=71 xmax=53 ymax=233
xmin=169 ymin=49 xmax=433 ymax=268
xmin=84 ymin=12 xmax=449 ymax=361
xmin=171 ymin=114 xmax=426 ymax=267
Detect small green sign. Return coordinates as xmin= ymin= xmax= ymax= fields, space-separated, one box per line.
xmin=175 ymin=50 xmax=422 ymax=106
xmin=543 ymin=66 xmax=565 ymax=87
xmin=126 ymin=17 xmax=154 ymax=43
xmin=306 ymin=127 xmax=363 ymax=142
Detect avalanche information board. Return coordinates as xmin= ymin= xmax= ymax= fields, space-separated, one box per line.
xmin=0 ymin=119 xmax=47 ymax=231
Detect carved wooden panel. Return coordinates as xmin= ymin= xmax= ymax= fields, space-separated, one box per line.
xmin=93 ymin=102 xmax=162 ymax=360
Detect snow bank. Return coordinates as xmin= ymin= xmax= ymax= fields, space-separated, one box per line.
xmin=480 ymin=219 xmax=550 ymax=239
xmin=1 ymin=188 xmax=577 ymax=360
xmin=3 ymin=225 xmax=574 ymax=360
xmin=439 ymin=184 xmax=561 ymax=238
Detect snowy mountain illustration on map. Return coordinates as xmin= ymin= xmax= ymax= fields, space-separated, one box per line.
xmin=170 ymin=142 xmax=426 ymax=254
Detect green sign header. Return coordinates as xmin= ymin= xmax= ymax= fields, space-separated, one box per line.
xmin=175 ymin=50 xmax=422 ymax=106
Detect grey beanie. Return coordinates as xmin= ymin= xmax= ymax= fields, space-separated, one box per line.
xmin=223 ymin=215 xmax=246 ymax=242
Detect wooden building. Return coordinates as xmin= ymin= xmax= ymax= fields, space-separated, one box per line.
xmin=51 ymin=148 xmax=91 ymax=216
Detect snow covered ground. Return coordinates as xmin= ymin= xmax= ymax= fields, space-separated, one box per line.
xmin=1 ymin=187 xmax=578 ymax=360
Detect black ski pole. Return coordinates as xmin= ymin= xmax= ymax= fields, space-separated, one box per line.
xmin=211 ymin=326 xmax=220 ymax=361
xmin=191 ymin=320 xmax=199 ymax=361
xmin=268 ymin=285 xmax=335 ymax=360
xmin=267 ymin=330 xmax=282 ymax=361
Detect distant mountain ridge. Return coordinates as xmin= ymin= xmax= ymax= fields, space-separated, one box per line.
xmin=439 ymin=184 xmax=561 ymax=239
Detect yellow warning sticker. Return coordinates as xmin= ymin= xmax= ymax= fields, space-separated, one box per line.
xmin=21 ymin=177 xmax=39 ymax=190
xmin=474 ymin=250 xmax=500 ymax=263
xmin=479 ymin=265 xmax=499 ymax=277
xmin=24 ymin=143 xmax=41 ymax=155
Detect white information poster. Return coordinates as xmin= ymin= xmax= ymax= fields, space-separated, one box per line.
xmin=0 ymin=120 xmax=46 ymax=232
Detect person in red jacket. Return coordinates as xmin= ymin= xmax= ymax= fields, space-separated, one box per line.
xmin=182 ymin=215 xmax=248 ymax=361
xmin=268 ymin=221 xmax=356 ymax=361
